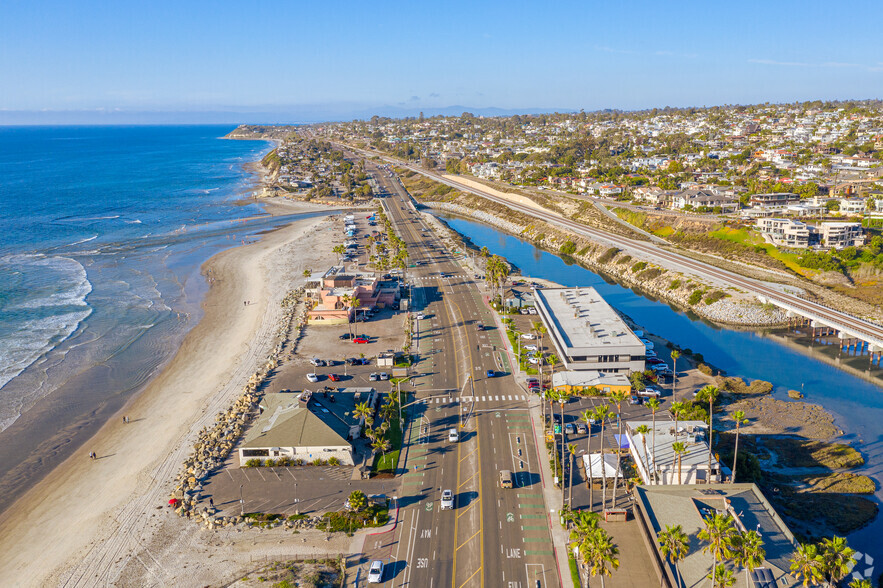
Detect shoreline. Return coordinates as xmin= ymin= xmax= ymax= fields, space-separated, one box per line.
xmin=0 ymin=193 xmax=341 ymax=586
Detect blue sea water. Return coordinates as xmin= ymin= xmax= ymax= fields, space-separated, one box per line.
xmin=0 ymin=125 xmax=276 ymax=432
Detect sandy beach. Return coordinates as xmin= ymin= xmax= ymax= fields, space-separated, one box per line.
xmin=0 ymin=198 xmax=343 ymax=586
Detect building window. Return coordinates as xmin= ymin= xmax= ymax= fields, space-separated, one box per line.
xmin=242 ymin=449 xmax=269 ymax=457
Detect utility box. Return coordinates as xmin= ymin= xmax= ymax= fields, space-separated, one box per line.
xmin=604 ymin=509 xmax=629 ymax=522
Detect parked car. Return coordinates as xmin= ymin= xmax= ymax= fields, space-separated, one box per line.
xmin=577 ymin=423 xmax=588 ymax=434
xmin=328 ymin=373 xmax=341 ymax=382
xmin=524 ymin=344 xmax=538 ymax=351
xmin=629 ymin=395 xmax=642 ymax=405
xmin=637 ymin=387 xmax=662 ymax=398
xmin=367 ymin=560 xmax=384 ymax=583
xmin=526 ymin=377 xmax=539 ymax=387
xmin=528 ymin=357 xmax=540 ymax=365
xmin=339 ymin=333 xmax=353 ymax=340
xmin=369 ymin=373 xmax=379 ymax=381
xmin=346 ymin=357 xmax=359 ymax=366
xmin=416 ymin=313 xmax=426 ymax=320
xmin=440 ymin=489 xmax=454 ymax=510
xmin=379 ymin=372 xmax=389 ymax=381
xmin=309 ymin=358 xmax=325 ymax=367
xmin=521 ymin=333 xmax=536 ymax=340
xmin=564 ymin=423 xmax=575 ymax=435
xmin=306 ymin=373 xmax=319 ymax=383
xmin=353 ymin=336 xmax=370 ymax=344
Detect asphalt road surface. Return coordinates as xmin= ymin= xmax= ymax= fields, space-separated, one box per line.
xmin=354 ymin=161 xmax=561 ymax=588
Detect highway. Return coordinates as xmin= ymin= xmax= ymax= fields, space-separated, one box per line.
xmin=344 ymin=143 xmax=883 ymax=348
xmin=355 ymin=159 xmax=561 ymax=588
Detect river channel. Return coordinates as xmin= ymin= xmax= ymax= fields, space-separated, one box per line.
xmin=435 ymin=212 xmax=883 ymax=562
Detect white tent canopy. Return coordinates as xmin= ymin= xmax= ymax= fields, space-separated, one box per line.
xmin=582 ymin=453 xmax=622 ymax=479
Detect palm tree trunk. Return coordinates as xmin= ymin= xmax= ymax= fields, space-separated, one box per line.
xmin=587 ymin=423 xmax=593 ymax=512
xmin=611 ymin=409 xmax=623 ymax=507
xmin=672 ymin=357 xmax=677 ymax=401
xmin=732 ymin=425 xmax=741 ymax=484
xmin=568 ymin=451 xmax=574 ymax=508
xmin=599 ymin=422 xmax=607 ymax=511
xmin=651 ymin=411 xmax=658 ymax=484
xmin=560 ymin=401 xmax=566 ymax=506
xmin=708 ymin=397 xmax=714 ymax=483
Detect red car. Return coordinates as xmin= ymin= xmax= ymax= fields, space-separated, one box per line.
xmin=353 ymin=337 xmax=370 ymax=344
xmin=328 ymin=373 xmax=341 ymax=382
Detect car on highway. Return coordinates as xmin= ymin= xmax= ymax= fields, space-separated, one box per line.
xmin=486 ymin=369 xmax=495 ymax=378
xmin=448 ymin=429 xmax=459 ymax=442
xmin=306 ymin=373 xmax=319 ymax=383
xmin=367 ymin=560 xmax=384 ymax=583
xmin=440 ymin=489 xmax=454 ymax=510
xmin=353 ymin=336 xmax=370 ymax=344
xmin=476 ymin=322 xmax=485 ymax=331
xmin=328 ymin=373 xmax=341 ymax=382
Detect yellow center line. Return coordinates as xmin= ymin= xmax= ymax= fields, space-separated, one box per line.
xmin=456 ymin=497 xmax=480 ymax=519
xmin=456 ymin=528 xmax=482 ymax=551
xmin=457 ymin=567 xmax=482 ymax=588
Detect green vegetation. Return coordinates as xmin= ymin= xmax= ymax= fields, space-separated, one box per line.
xmin=631 ymin=261 xmax=648 ymax=272
xmin=772 ymin=438 xmax=864 ymax=469
xmin=598 ymin=247 xmax=620 ymax=264
xmin=559 ymin=240 xmax=577 ymax=255
xmin=704 ymin=290 xmax=727 ymax=305
xmin=688 ymin=290 xmax=704 ymax=305
xmin=668 ymin=279 xmax=681 ymax=290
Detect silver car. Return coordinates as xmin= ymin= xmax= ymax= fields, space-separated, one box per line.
xmin=440 ymin=489 xmax=454 ymax=510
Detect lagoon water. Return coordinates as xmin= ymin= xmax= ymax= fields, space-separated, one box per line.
xmin=0 ymin=126 xmax=299 ymax=506
xmin=438 ymin=213 xmax=883 ymax=561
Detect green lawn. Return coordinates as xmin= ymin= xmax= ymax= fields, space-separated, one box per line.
xmin=568 ymin=549 xmax=581 ymax=586
xmin=371 ymin=390 xmax=407 ymax=474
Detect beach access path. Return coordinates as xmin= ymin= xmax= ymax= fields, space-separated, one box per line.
xmin=0 ymin=199 xmax=342 ymax=587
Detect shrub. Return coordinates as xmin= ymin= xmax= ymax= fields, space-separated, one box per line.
xmin=559 ymin=240 xmax=577 ymax=255
xmin=265 ymin=459 xmax=276 ymax=467
xmin=616 ymin=254 xmax=633 ymax=265
xmin=631 ymin=261 xmax=648 ymax=272
xmin=704 ymin=290 xmax=727 ymax=305
xmin=294 ymin=458 xmax=304 ymax=466
xmin=312 ymin=458 xmax=327 ymax=466
xmin=640 ymin=267 xmax=664 ymax=280
xmin=688 ymin=290 xmax=704 ymax=305
xmin=328 ymin=456 xmax=341 ymax=466
xmin=598 ymin=247 xmax=620 ymax=264
xmin=697 ymin=363 xmax=713 ymax=376
xmin=245 ymin=458 xmax=262 ymax=468
xmin=577 ymin=245 xmax=591 ymax=256
xmin=669 ymin=279 xmax=681 ymax=290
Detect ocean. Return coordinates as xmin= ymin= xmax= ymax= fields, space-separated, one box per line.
xmin=0 ymin=125 xmax=289 ymax=504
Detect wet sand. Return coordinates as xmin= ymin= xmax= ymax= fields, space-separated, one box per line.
xmin=0 ymin=201 xmax=341 ymax=586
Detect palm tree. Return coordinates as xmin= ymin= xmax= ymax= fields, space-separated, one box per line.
xmin=593 ymin=404 xmax=613 ymax=510
xmin=645 ymin=397 xmax=661 ymax=483
xmin=708 ymin=563 xmax=735 ymax=588
xmin=849 ymin=579 xmax=873 ymax=588
xmin=353 ymin=401 xmax=373 ymax=433
xmin=568 ymin=443 xmax=577 ymax=509
xmin=569 ymin=510 xmax=600 ymax=544
xmin=581 ymin=409 xmax=596 ymax=511
xmin=579 ymin=527 xmax=620 ymax=588
xmin=698 ymin=513 xmax=737 ymax=588
xmin=790 ymin=543 xmax=824 ymax=587
xmin=672 ymin=442 xmax=687 ymax=485
xmin=333 ymin=243 xmax=346 ymax=263
xmin=608 ymin=389 xmax=629 ymax=507
xmin=657 ymin=524 xmax=689 ymax=588
xmin=819 ymin=536 xmax=856 ymax=587
xmin=670 ymin=401 xmax=687 ymax=444
xmin=634 ymin=425 xmax=651 ymax=484
xmin=670 ymin=350 xmax=680 ymax=400
xmin=556 ymin=390 xmax=570 ymax=505
xmin=699 ymin=385 xmax=719 ymax=483
xmin=733 ymin=529 xmax=765 ymax=588
xmin=371 ymin=436 xmax=391 ymax=460
xmin=730 ymin=410 xmax=748 ymax=483
xmin=341 ymin=294 xmax=353 ymax=337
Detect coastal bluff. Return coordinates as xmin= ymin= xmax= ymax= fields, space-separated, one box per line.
xmin=225 ymin=124 xmax=299 ymax=140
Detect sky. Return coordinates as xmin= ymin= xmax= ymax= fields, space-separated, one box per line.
xmin=2 ymin=0 xmax=882 ymax=123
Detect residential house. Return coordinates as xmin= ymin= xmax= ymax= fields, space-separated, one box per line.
xmin=820 ymin=222 xmax=864 ymax=249
xmin=756 ymin=218 xmax=816 ymax=248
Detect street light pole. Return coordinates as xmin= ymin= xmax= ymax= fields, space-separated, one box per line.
xmin=239 ymin=484 xmax=244 ymax=517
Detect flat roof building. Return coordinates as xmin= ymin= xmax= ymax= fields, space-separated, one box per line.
xmin=534 ymin=287 xmax=645 ymax=374
xmin=551 ymin=370 xmax=631 ymax=394
xmin=633 ymin=484 xmax=800 ymax=588
xmin=626 ymin=420 xmax=721 ymax=485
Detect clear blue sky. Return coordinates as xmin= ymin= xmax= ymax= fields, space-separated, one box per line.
xmin=2 ymin=0 xmax=882 ymax=122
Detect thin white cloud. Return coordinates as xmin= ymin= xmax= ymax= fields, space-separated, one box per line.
xmin=596 ymin=46 xmax=696 ymax=59
xmin=595 ymin=46 xmax=638 ymax=55
xmin=750 ymin=58 xmax=882 ymax=72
